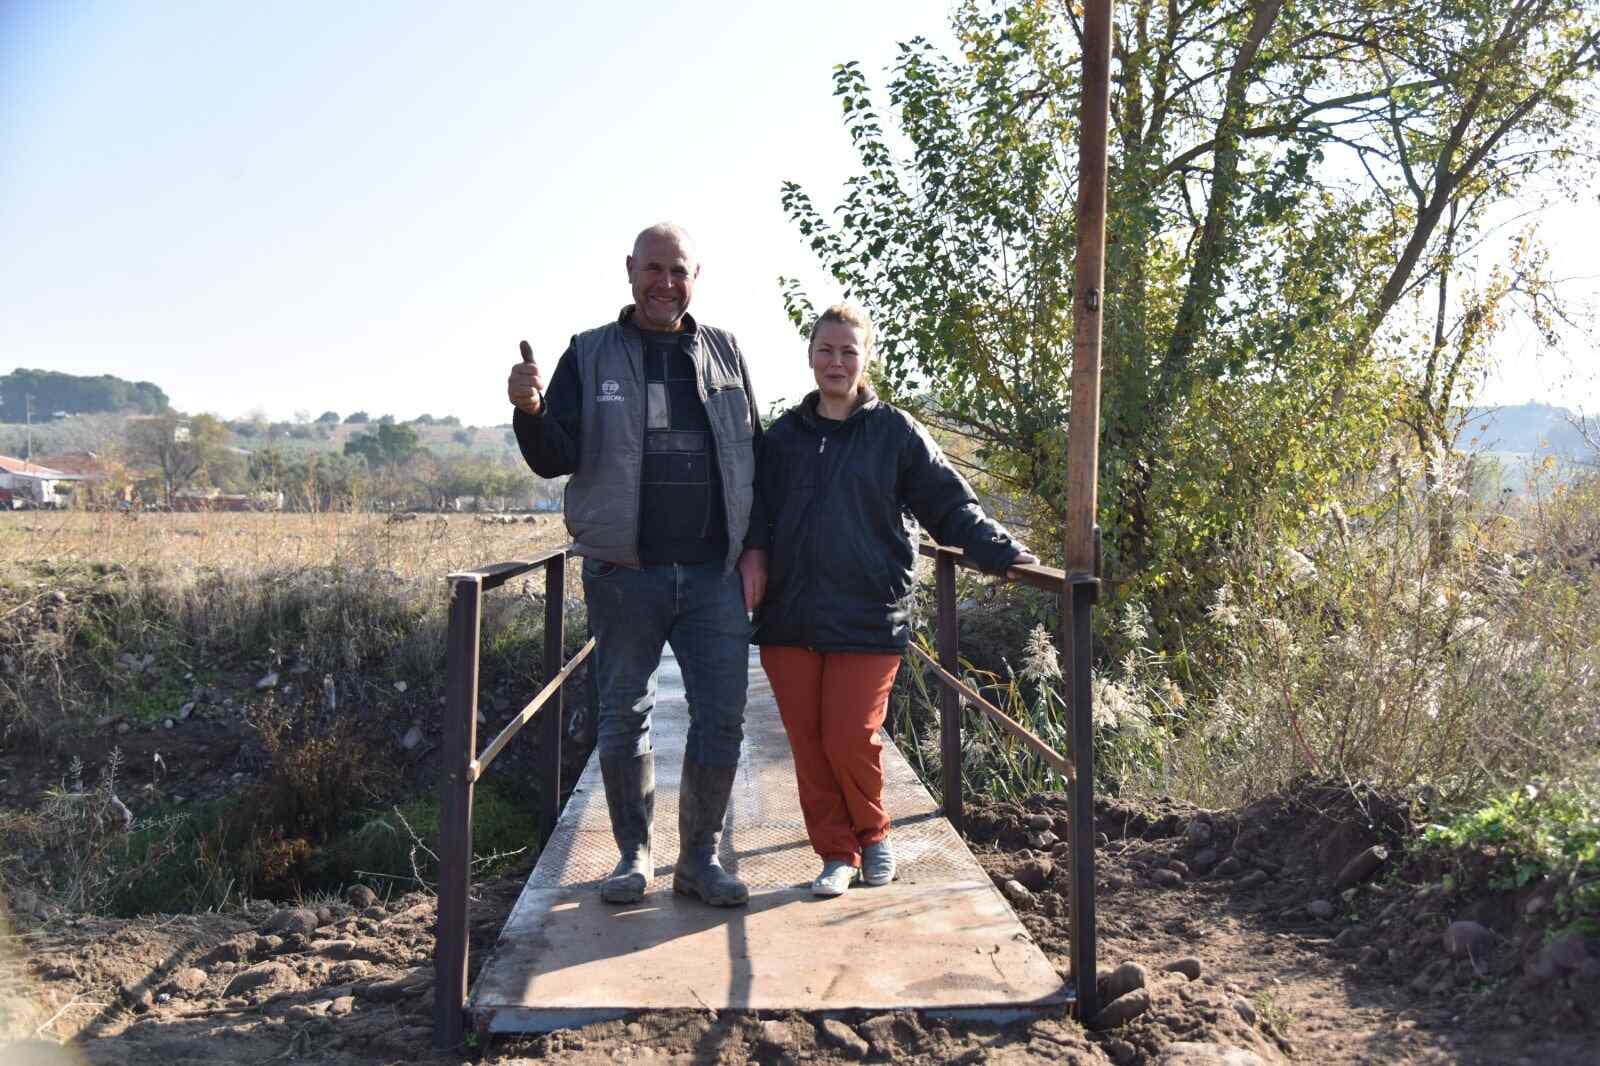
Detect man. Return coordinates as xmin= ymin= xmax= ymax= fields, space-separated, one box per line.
xmin=507 ymin=222 xmax=767 ymax=908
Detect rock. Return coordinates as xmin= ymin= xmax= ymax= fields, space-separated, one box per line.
xmin=1331 ymin=926 xmax=1366 ymax=950
xmin=328 ymin=960 xmax=374 ymax=984
xmin=1024 ymin=813 xmax=1053 ymax=831
xmin=1157 ymin=1042 xmax=1268 ymax=1066
xmin=1213 ymin=856 xmax=1244 ymax=878
xmin=1235 ymin=869 xmax=1268 ymax=890
xmin=1307 ymin=899 xmax=1335 ymax=920
xmin=1002 ymin=880 xmax=1036 ymax=908
xmin=1232 ymin=997 xmax=1258 ymax=1025
xmin=1098 ymin=962 xmax=1148 ymax=1002
xmin=1191 ymin=848 xmax=1218 ymax=872
xmin=1442 ymin=920 xmax=1495 ymax=962
xmin=224 ymin=962 xmax=299 ymax=998
xmin=162 ymin=718 xmax=174 ymax=729
xmin=163 ymin=967 xmax=208 ymax=996
xmin=263 ymin=907 xmax=319 ymax=937
xmin=1334 ymin=844 xmax=1388 ymax=891
xmin=1166 ymin=860 xmax=1192 ymax=879
xmin=254 ymin=935 xmax=283 ymax=956
xmin=1016 ymin=857 xmax=1055 ymax=890
xmin=819 ymin=1018 xmax=869 ymax=1059
xmin=119 ymin=981 xmax=154 ymax=1011
xmin=1089 ymin=987 xmax=1151 ymax=1030
xmin=1028 ymin=830 xmax=1060 ymax=849
xmin=1164 ymin=957 xmax=1203 ymax=980
xmin=360 ymin=968 xmax=431 ymax=1002
xmin=178 ymin=702 xmax=195 ymax=720
xmin=1151 ymin=868 xmax=1184 ymax=888
xmin=200 ymin=939 xmax=249 ymax=965
xmin=316 ymin=906 xmax=335 ymax=926
xmin=347 ymin=884 xmax=378 ymax=908
xmin=329 ymin=995 xmax=355 ymax=1017
xmin=115 ymin=722 xmax=131 ymax=735
xmin=256 ymin=671 xmax=279 ymax=691
xmin=857 ymin=1013 xmax=914 ymax=1056
xmin=400 ymin=725 xmax=423 ymax=751
xmin=759 ymin=1020 xmax=793 ymax=1048
xmin=1357 ymin=946 xmax=1383 ymax=968
xmin=1185 ymin=820 xmax=1214 ymax=847
xmin=315 ymin=939 xmax=357 ymax=959
xmin=393 ymin=680 xmax=408 ymax=693
xmin=1526 ymin=928 xmax=1591 ymax=981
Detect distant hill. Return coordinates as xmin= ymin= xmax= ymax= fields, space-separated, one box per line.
xmin=1456 ymin=402 xmax=1587 ymax=456
xmin=1 ymin=369 xmax=169 ymax=421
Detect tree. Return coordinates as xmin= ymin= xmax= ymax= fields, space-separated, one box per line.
xmin=2 ymin=369 xmax=168 ymax=420
xmin=316 ymin=410 xmax=341 ymax=424
xmin=344 ymin=411 xmax=370 ymax=424
xmin=343 ymin=422 xmax=422 ymax=469
xmin=125 ymin=414 xmax=230 ymax=507
xmin=781 ymin=0 xmax=1600 ymax=625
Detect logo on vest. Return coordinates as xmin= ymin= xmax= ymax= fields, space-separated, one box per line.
xmin=597 ymin=380 xmax=624 ymax=403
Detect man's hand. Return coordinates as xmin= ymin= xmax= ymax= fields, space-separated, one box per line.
xmin=508 ymin=340 xmax=544 ymax=416
xmin=737 ymin=548 xmax=768 ymax=612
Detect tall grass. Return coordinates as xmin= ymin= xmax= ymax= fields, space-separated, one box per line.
xmin=899 ymin=460 xmax=1600 ymax=812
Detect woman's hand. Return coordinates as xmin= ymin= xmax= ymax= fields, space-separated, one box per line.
xmin=737 ymin=548 xmax=768 ymax=611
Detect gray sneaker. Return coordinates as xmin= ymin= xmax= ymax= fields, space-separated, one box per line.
xmin=861 ymin=838 xmax=896 ymax=886
xmin=811 ymin=860 xmax=858 ymax=898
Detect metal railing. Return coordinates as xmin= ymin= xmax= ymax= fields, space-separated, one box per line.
xmin=913 ymin=539 xmax=1100 ymax=1019
xmin=432 ymin=546 xmax=595 ymax=1049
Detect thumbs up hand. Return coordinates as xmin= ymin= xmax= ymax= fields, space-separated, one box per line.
xmin=508 ymin=340 xmax=545 ymax=416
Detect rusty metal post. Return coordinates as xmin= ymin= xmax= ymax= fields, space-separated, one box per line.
xmin=540 ymin=556 xmax=565 ymax=848
xmin=936 ymin=551 xmax=962 ymax=831
xmin=1061 ymin=0 xmax=1113 ymax=1022
xmin=433 ymin=574 xmax=481 ymax=1049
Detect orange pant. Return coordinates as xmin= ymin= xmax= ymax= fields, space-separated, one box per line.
xmin=759 ymin=646 xmax=902 ymax=867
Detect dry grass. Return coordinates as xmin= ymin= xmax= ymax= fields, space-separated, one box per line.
xmin=0 ymin=511 xmax=570 ymax=577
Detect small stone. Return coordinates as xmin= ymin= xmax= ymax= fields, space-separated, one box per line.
xmin=162 ymin=718 xmax=174 ymax=729
xmin=1024 ymin=813 xmax=1053 ymax=831
xmin=1090 ymin=987 xmax=1151 ymax=1030
xmin=1151 ymin=868 xmax=1184 ymax=888
xmin=119 ymin=981 xmax=154 ymax=1011
xmin=1334 ymin=845 xmax=1388 ymax=891
xmin=224 ymin=962 xmax=298 ymax=997
xmin=1002 ymin=880 xmax=1036 ymax=908
xmin=819 ymin=1018 xmax=869 ymax=1059
xmin=1232 ymin=997 xmax=1258 ymax=1026
xmin=759 ymin=1020 xmax=792 ymax=1048
xmin=178 ymin=702 xmax=195 ymax=720
xmin=1028 ymin=830 xmax=1060 ymax=849
xmin=329 ymin=995 xmax=355 ymax=1016
xmin=1442 ymin=920 xmax=1494 ymax=962
xmin=1185 ymin=820 xmax=1214 ymax=847
xmin=1164 ymin=957 xmax=1202 ymax=980
xmin=256 ymin=671 xmax=279 ymax=691
xmin=1191 ymin=848 xmax=1218 ymax=872
xmin=1098 ymin=962 xmax=1148 ymax=1002
xmin=263 ymin=907 xmax=319 ymax=937
xmin=1016 ymin=857 xmax=1055 ymax=890
xmin=1213 ymin=856 xmax=1243 ymax=878
xmin=400 ymin=725 xmax=423 ymax=750
xmin=1331 ymin=927 xmax=1366 ymax=950
xmin=1165 ymin=860 xmax=1191 ymax=879
xmin=393 ymin=680 xmax=408 ymax=693
xmin=164 ymin=967 xmax=207 ymax=996
xmin=116 ymin=722 xmax=131 ymax=735
xmin=1307 ymin=899 xmax=1335 ymax=920
xmin=1236 ymin=869 xmax=1268 ymax=890
xmin=347 ymin=884 xmax=378 ymax=909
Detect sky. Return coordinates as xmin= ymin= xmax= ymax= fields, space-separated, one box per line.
xmin=2 ymin=1 xmax=1595 ymax=427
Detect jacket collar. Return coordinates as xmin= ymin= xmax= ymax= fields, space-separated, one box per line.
xmin=797 ymin=384 xmax=879 ymax=430
xmin=618 ymin=306 xmax=698 ymax=346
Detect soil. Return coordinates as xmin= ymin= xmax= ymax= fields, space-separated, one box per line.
xmin=4 ymin=784 xmax=1596 ymax=1064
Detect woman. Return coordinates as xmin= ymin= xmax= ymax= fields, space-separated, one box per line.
xmin=752 ymin=303 xmax=1036 ymax=897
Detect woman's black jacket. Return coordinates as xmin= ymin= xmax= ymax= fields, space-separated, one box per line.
xmin=750 ymin=390 xmax=1023 ymax=653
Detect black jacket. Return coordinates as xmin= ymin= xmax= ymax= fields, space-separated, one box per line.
xmin=751 ymin=389 xmax=1023 ymax=653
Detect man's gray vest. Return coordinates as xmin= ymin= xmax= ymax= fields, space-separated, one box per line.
xmin=563 ymin=316 xmax=756 ymax=572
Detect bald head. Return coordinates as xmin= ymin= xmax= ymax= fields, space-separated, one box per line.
xmin=627 ymin=222 xmax=700 ymax=331
xmin=631 ymin=222 xmax=698 ymax=265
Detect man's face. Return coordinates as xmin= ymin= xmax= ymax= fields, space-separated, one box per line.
xmin=627 ymin=233 xmax=699 ymax=331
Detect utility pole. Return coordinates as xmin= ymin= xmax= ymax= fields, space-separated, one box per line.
xmin=1063 ymin=0 xmax=1113 ymax=1024
xmin=24 ymin=395 xmax=35 ymax=460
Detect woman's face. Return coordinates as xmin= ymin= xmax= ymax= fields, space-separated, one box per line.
xmin=809 ymin=321 xmax=869 ymax=404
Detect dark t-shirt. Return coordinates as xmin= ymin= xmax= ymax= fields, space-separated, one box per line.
xmin=638 ymin=329 xmax=728 ymax=565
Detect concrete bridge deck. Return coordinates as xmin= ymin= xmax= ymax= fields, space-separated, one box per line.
xmin=469 ymin=648 xmax=1069 ymax=1033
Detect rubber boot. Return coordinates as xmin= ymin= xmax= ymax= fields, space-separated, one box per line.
xmin=672 ymin=755 xmax=749 ymax=907
xmin=599 ymin=751 xmax=654 ymax=904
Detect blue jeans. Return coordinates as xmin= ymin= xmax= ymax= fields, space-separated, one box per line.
xmin=581 ymin=558 xmax=750 ymax=768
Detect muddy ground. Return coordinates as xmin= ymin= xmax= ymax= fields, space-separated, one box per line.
xmin=4 ymin=785 xmax=1595 ymax=1065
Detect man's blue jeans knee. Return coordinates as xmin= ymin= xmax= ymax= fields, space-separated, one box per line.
xmin=581 ymin=558 xmax=749 ymax=768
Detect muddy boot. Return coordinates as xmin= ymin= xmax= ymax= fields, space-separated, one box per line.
xmin=599 ymin=751 xmax=654 ymax=904
xmin=672 ymin=756 xmax=749 ymax=907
